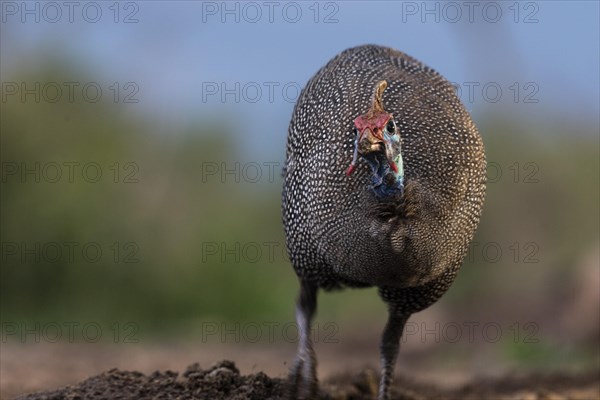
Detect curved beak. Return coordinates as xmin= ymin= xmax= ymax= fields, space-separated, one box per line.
xmin=346 ymin=127 xmax=398 ymax=176
xmin=357 ymin=128 xmax=384 ymax=155
xmin=359 ymin=128 xmax=398 ymax=174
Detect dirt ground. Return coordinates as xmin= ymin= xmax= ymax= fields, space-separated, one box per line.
xmin=3 ymin=336 xmax=599 ymax=400
xmin=14 ymin=359 xmax=600 ymax=400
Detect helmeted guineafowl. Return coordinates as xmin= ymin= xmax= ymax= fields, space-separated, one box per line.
xmin=282 ymin=44 xmax=486 ymax=400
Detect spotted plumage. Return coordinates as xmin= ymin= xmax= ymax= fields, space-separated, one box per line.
xmin=282 ymin=44 xmax=486 ymax=400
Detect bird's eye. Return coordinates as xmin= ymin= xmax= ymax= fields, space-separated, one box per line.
xmin=352 ymin=127 xmax=359 ymax=135
xmin=386 ymin=119 xmax=396 ymax=134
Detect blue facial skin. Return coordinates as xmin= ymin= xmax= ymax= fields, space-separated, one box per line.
xmin=364 ymin=131 xmax=404 ymax=199
xmin=365 ymin=154 xmax=404 ymax=198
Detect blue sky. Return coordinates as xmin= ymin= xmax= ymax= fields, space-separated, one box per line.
xmin=2 ymin=1 xmax=598 ymax=154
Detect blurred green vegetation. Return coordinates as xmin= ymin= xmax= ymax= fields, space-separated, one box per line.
xmin=1 ymin=66 xmax=598 ymax=371
xmin=1 ymin=68 xmax=297 ymax=336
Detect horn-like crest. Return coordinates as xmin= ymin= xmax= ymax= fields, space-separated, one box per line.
xmin=365 ymin=80 xmax=388 ymax=119
xmin=373 ymin=80 xmax=387 ymax=112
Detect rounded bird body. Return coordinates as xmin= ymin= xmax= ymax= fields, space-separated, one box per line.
xmin=282 ymin=44 xmax=486 ymax=399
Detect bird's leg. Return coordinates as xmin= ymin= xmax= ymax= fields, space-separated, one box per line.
xmin=287 ymin=280 xmax=318 ymax=400
xmin=378 ymin=308 xmax=410 ymax=400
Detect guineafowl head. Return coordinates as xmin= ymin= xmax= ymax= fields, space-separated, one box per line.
xmin=346 ymin=80 xmax=404 ymax=198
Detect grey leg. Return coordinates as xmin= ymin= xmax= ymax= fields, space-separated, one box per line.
xmin=378 ymin=308 xmax=410 ymax=400
xmin=288 ymin=280 xmax=318 ymax=399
